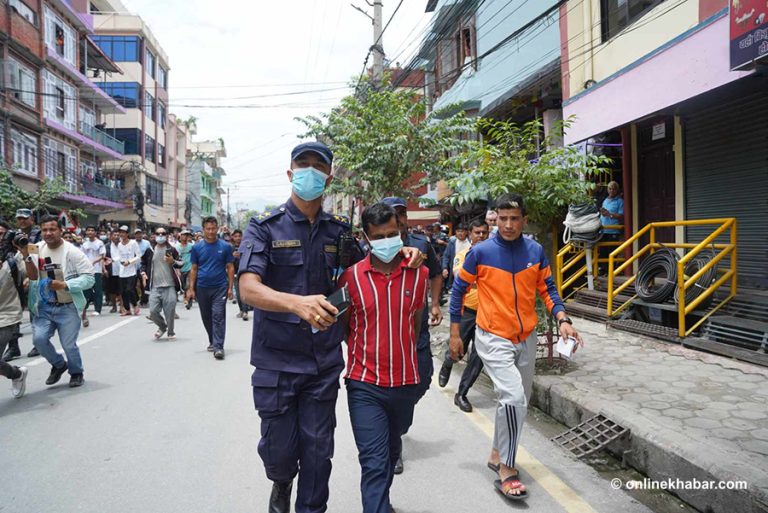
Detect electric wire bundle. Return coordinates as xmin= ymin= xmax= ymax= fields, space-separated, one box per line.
xmin=635 ymin=247 xmax=679 ymax=303
xmin=674 ymin=249 xmax=717 ymax=308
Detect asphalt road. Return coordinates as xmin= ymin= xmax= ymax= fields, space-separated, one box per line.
xmin=0 ymin=303 xmax=656 ymax=513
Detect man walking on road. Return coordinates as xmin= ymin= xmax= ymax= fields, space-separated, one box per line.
xmin=438 ymin=220 xmax=489 ymax=412
xmin=450 ymin=194 xmax=582 ymax=501
xmin=0 ymin=221 xmax=29 ymax=397
xmin=115 ymin=226 xmax=142 ymax=316
xmin=21 ymin=215 xmax=94 ymax=388
xmin=177 ymin=229 xmax=193 ymax=298
xmin=186 ymin=216 xmax=234 ymax=360
xmin=81 ymin=225 xmax=106 ymax=326
xmin=230 ymin=229 xmax=251 ymax=321
xmin=340 ymin=203 xmax=429 ymax=513
xmin=149 ymin=227 xmax=183 ymax=340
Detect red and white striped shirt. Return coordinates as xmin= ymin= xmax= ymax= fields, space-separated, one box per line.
xmin=340 ymin=256 xmax=429 ymax=387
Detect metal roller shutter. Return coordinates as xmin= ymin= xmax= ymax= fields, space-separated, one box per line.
xmin=684 ymin=88 xmax=768 ymax=289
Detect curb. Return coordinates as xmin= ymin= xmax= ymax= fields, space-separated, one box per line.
xmin=531 ymin=374 xmax=768 ymax=513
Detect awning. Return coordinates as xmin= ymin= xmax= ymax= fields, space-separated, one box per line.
xmin=480 ymin=58 xmax=561 ymax=117
xmin=86 ymin=36 xmax=122 ymax=74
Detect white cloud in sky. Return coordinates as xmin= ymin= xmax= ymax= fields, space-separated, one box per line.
xmin=120 ymin=0 xmax=432 ymax=213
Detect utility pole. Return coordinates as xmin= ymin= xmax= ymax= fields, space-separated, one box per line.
xmin=372 ymin=0 xmax=384 ymax=83
xmin=226 ymin=187 xmax=231 ymax=227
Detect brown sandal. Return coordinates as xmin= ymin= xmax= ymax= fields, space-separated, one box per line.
xmin=494 ymin=475 xmax=528 ymax=500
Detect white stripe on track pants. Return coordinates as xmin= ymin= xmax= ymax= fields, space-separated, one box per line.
xmin=474 ymin=327 xmax=537 ymax=469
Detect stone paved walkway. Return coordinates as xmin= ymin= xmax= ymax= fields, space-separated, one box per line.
xmin=431 ymin=312 xmax=768 ymax=513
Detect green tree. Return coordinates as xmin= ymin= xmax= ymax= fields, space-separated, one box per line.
xmin=297 ymin=77 xmax=475 ymax=205
xmin=0 ymin=167 xmax=85 ymax=223
xmin=447 ymin=117 xmax=611 ymax=248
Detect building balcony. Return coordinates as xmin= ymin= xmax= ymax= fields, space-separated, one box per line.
xmin=79 ymin=122 xmax=125 ymax=155
xmin=45 ymin=47 xmax=126 ymax=114
xmin=58 ymin=175 xmax=130 ymax=212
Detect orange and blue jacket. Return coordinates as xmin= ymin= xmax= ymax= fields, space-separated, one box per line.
xmin=449 ymin=234 xmax=565 ymax=343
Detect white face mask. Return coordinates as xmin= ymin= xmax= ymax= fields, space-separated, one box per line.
xmin=156 ymin=236 xmax=166 ymax=244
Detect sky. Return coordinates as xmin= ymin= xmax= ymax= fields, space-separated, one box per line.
xmin=120 ymin=0 xmax=434 ymax=214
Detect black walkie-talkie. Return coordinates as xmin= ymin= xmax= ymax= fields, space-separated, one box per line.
xmin=334 ymin=231 xmax=357 ymax=284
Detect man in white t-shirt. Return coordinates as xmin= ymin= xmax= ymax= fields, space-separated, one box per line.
xmin=116 ymin=226 xmax=142 ymax=316
xmin=105 ymin=230 xmax=122 ymax=313
xmin=20 ymin=215 xmax=94 ymax=388
xmin=80 ymin=225 xmax=106 ymax=326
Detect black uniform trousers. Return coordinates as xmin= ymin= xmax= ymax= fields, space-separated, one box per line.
xmin=441 ymin=307 xmax=484 ymax=397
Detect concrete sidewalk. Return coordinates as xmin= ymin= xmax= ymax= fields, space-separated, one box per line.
xmin=431 ymin=314 xmax=768 ymax=513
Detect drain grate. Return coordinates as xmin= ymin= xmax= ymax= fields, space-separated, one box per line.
xmin=551 ymin=414 xmax=629 ymax=458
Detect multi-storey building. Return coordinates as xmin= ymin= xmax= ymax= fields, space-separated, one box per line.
xmin=2 ymin=0 xmax=128 ymax=226
xmin=188 ymin=138 xmax=226 ymax=226
xmin=88 ymin=0 xmax=184 ymax=229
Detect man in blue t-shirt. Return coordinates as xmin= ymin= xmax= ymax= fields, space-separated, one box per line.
xmin=187 ymin=216 xmax=235 ymax=360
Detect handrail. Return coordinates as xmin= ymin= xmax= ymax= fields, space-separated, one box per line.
xmin=606 ymin=218 xmax=737 ymax=338
xmin=555 ymin=225 xmax=626 ymax=300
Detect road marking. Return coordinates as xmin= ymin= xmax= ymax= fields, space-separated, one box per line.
xmin=434 ymin=374 xmax=599 ymax=513
xmin=24 ymin=316 xmax=141 ymax=368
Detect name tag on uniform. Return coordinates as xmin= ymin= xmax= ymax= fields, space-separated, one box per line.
xmin=272 ymin=240 xmax=301 ymax=249
xmin=324 ymin=245 xmax=337 ymax=253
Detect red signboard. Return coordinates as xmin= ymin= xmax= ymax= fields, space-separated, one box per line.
xmin=730 ymin=0 xmax=768 ymax=70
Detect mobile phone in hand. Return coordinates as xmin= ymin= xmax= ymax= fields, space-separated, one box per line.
xmin=326 ymin=285 xmax=351 ymax=318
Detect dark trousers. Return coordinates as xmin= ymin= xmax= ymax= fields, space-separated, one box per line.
xmin=0 ymin=324 xmax=22 ymax=380
xmin=234 ymin=275 xmax=251 ymax=314
xmin=119 ymin=275 xmax=138 ymax=309
xmin=347 ymin=379 xmax=419 ymax=513
xmin=196 ymin=285 xmax=227 ymax=349
xmin=84 ymin=272 xmax=103 ymax=313
xmin=253 ymin=365 xmax=342 ymax=513
xmin=442 ymin=308 xmax=484 ymax=396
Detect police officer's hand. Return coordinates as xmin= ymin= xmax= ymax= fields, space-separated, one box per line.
xmin=429 ymin=305 xmax=443 ymax=326
xmin=293 ymin=295 xmax=338 ymax=331
xmin=449 ymin=333 xmax=464 ymax=362
xmin=227 ymin=288 xmax=234 ymax=301
xmin=441 ymin=269 xmax=449 ymax=279
xmin=401 ymin=246 xmax=425 ymax=268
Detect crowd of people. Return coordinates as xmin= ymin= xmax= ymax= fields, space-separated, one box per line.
xmin=0 ymin=140 xmax=586 ymax=513
xmin=0 ymin=211 xmax=248 ymax=394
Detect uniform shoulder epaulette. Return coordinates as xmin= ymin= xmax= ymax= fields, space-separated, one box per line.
xmin=328 ymin=214 xmax=350 ymax=226
xmin=253 ymin=208 xmax=285 ymax=225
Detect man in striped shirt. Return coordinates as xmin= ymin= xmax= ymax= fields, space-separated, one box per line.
xmin=339 ymin=203 xmax=429 ymax=513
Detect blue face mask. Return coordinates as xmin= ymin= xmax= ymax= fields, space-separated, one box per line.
xmin=291 ymin=167 xmax=328 ymax=201
xmin=367 ymin=234 xmax=403 ymax=264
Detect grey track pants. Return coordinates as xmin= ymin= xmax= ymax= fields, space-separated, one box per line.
xmin=149 ymin=286 xmax=177 ymax=336
xmin=474 ymin=327 xmax=537 ymax=469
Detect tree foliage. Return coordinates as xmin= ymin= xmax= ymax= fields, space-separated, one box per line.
xmin=297 ymin=77 xmax=475 ymax=205
xmin=446 ymin=117 xmax=611 ymax=237
xmin=0 ymin=167 xmax=85 ymax=223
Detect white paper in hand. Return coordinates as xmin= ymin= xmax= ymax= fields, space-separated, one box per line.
xmin=556 ymin=336 xmax=577 ymax=359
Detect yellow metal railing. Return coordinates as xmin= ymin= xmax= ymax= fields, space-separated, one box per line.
xmin=607 ymin=218 xmax=737 ymax=337
xmin=555 ymin=225 xmax=625 ymax=300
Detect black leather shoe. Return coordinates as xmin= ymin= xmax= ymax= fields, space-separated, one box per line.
xmin=45 ymin=364 xmax=68 ymax=386
xmin=2 ymin=343 xmax=20 ymax=362
xmin=213 ymin=349 xmax=225 ymax=360
xmin=269 ymin=481 xmax=292 ymax=513
xmin=27 ymin=347 xmax=40 ymax=358
xmin=438 ymin=363 xmax=451 ymax=388
xmin=454 ymin=393 xmax=473 ymax=413
xmin=393 ymin=454 xmax=404 ymax=475
xmin=69 ymin=373 xmax=84 ymax=388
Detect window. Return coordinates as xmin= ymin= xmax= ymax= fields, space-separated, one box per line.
xmin=601 ymin=0 xmax=667 ymax=42
xmin=44 ymin=7 xmax=76 ymax=65
xmin=91 ymin=36 xmax=140 ymax=62
xmin=42 ymin=70 xmax=76 ymax=129
xmin=146 ymin=176 xmax=163 ymax=206
xmin=143 ymin=91 xmax=155 ymax=121
xmin=158 ymin=102 xmax=166 ymax=129
xmin=79 ymin=105 xmax=96 ymax=131
xmin=144 ymin=134 xmax=156 ymax=163
xmin=80 ymin=157 xmax=96 ymax=180
xmin=43 ymin=137 xmax=77 ymax=191
xmin=145 ymin=49 xmax=156 ymax=79
xmin=9 ymin=0 xmax=36 ymax=25
xmin=11 ymin=129 xmax=38 ymax=176
xmin=111 ymin=128 xmax=141 ymax=155
xmin=158 ymin=144 xmax=166 ymax=167
xmin=98 ymin=82 xmax=140 ymax=108
xmin=6 ymin=58 xmax=37 ymax=108
xmin=158 ymin=66 xmax=168 ymax=89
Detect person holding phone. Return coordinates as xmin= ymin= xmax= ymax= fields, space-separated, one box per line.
xmin=148 ymin=228 xmax=183 ymax=340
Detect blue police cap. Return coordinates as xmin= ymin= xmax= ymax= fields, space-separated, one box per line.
xmin=381 ymin=197 xmax=407 ymax=208
xmin=291 ymin=141 xmax=333 ymax=165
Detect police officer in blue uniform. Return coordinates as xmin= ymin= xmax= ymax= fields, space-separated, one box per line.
xmin=238 ymin=143 xmax=425 ymax=513
xmin=380 ymin=197 xmax=443 ymax=475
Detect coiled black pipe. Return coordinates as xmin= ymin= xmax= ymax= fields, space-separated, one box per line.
xmin=675 ymin=249 xmax=717 ymax=308
xmin=636 ymin=247 xmax=679 ymax=303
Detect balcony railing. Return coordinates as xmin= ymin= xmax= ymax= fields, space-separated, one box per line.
xmin=79 ymin=175 xmax=129 ymax=203
xmin=79 ymin=122 xmax=125 ymax=154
